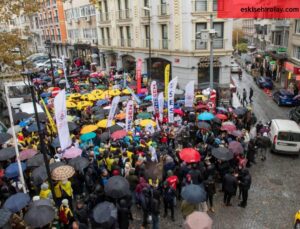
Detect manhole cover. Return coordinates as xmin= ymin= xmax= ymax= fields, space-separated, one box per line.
xmin=269 ymin=178 xmax=283 ymax=185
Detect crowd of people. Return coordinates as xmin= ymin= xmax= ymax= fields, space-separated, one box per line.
xmin=0 ymin=67 xmax=272 ymax=229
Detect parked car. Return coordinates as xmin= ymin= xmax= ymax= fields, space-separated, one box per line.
xmin=272 ymin=89 xmax=299 ymax=106
xmin=35 ymin=58 xmax=62 ymax=69
xmin=289 ymin=106 xmax=300 ymax=123
xmin=231 ymin=63 xmax=240 ymax=73
xmin=256 ymin=76 xmax=274 ymax=89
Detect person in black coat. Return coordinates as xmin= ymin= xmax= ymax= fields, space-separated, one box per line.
xmin=204 ymin=176 xmax=216 ymax=212
xmin=222 ymin=169 xmax=238 ymax=206
xmin=246 ymin=139 xmax=256 ymax=167
xmin=238 ymin=169 xmax=252 ymax=208
xmin=74 ymin=200 xmax=89 ymax=225
xmin=117 ymin=199 xmax=130 ymax=229
xmin=151 ymin=189 xmax=161 ymax=229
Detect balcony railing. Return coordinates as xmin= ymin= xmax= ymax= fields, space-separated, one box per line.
xmin=116 ymin=9 xmax=132 ymax=20
xmin=118 ymin=39 xmax=132 ymax=48
xmin=213 ymin=38 xmax=224 ymax=49
xmin=194 ymin=39 xmax=207 ymax=50
xmin=54 ymin=16 xmax=59 ymax=23
xmin=98 ymin=12 xmax=110 ymax=22
xmin=158 ymin=4 xmax=169 ymax=16
xmin=159 ymin=39 xmax=170 ymax=49
xmin=192 ymin=0 xmax=207 ymax=12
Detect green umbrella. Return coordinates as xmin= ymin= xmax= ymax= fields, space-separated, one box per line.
xmin=96 ymin=85 xmax=107 ymax=89
xmin=80 ymin=132 xmax=96 ymax=142
xmin=137 ymin=112 xmax=152 ymax=119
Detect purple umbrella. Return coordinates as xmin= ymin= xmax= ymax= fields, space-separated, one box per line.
xmin=63 ymin=147 xmax=82 ymax=159
xmin=229 ymin=130 xmax=243 ymax=138
xmin=228 ymin=141 xmax=244 ymax=155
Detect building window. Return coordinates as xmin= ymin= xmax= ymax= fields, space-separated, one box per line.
xmin=195 ymin=23 xmax=207 ymax=49
xmin=295 ymin=20 xmax=300 ymax=34
xmin=160 ymin=0 xmax=167 ymax=15
xmin=145 ymin=25 xmax=150 ymax=47
xmin=90 ymin=5 xmax=96 ymax=15
xmin=101 ymin=28 xmax=105 ymax=45
xmin=213 ymin=0 xmax=218 ymax=11
xmin=194 ymin=0 xmax=207 ymax=12
xmin=120 ymin=27 xmax=124 ymax=46
xmin=80 ymin=7 xmax=86 ymax=17
xmin=57 ymin=28 xmax=61 ymax=41
xmin=294 ymin=46 xmax=300 ymax=59
xmin=126 ymin=26 xmax=131 ymax=47
xmin=106 ymin=28 xmax=111 ymax=45
xmin=161 ymin=24 xmax=168 ymax=49
xmin=213 ymin=22 xmax=224 ymax=49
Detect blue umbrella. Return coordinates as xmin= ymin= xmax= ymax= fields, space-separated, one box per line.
xmin=144 ymin=95 xmax=152 ymax=101
xmin=27 ymin=123 xmax=45 ymax=132
xmin=216 ymin=107 xmax=228 ymax=113
xmin=80 ymin=132 xmax=96 ymax=142
xmin=5 ymin=162 xmax=27 ymax=178
xmin=197 ymin=112 xmax=215 ymax=121
xmin=96 ymin=99 xmax=109 ymax=106
xmin=4 ymin=193 xmax=30 ymax=213
xmin=40 ymin=92 xmax=52 ymax=98
xmin=181 ymin=184 xmax=207 ymax=204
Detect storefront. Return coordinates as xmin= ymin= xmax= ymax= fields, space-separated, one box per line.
xmin=283 ymin=61 xmax=300 ymax=93
xmin=197 ymin=56 xmax=220 ymax=85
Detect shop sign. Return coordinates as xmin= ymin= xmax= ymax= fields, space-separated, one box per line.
xmin=284 ymin=62 xmax=294 ymax=72
xmin=277 ymin=47 xmax=287 ymax=53
xmin=198 ymin=57 xmax=221 ymax=68
xmin=269 ymin=61 xmax=276 ymax=65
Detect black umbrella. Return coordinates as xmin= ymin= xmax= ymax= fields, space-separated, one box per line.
xmin=68 ymin=73 xmax=80 ymax=78
xmin=100 ymin=132 xmax=110 ymax=142
xmin=29 ymin=199 xmax=52 ymax=208
xmin=90 ymin=78 xmax=99 ymax=83
xmin=94 ymin=113 xmax=106 ymax=121
xmin=91 ymin=106 xmax=102 ymax=112
xmin=26 ymin=154 xmax=49 ymax=167
xmin=24 ymin=205 xmax=55 ymax=228
xmin=68 ymin=122 xmax=79 ymax=131
xmin=211 ymin=147 xmax=233 ymax=161
xmin=182 ymin=106 xmax=194 ymax=112
xmin=0 ymin=147 xmax=16 ymax=161
xmin=68 ymin=156 xmax=89 ymax=171
xmin=51 ymin=137 xmax=60 ymax=148
xmin=92 ymin=201 xmax=117 ymax=227
xmin=32 ymin=162 xmax=65 ymax=186
xmin=27 ymin=123 xmax=45 ymax=133
xmin=234 ymin=107 xmax=248 ymax=117
xmin=36 ymin=113 xmax=47 ymax=122
xmin=0 ymin=208 xmax=12 ymax=227
xmin=198 ymin=122 xmax=211 ymax=130
xmin=0 ymin=133 xmax=12 ymax=145
xmin=82 ymin=70 xmax=91 ymax=76
xmin=104 ymin=176 xmax=130 ymax=199
xmin=13 ymin=112 xmax=30 ymax=121
xmin=181 ymin=184 xmax=207 ymax=204
xmin=212 ymin=117 xmax=222 ymax=124
xmin=108 ymin=124 xmax=123 ymax=133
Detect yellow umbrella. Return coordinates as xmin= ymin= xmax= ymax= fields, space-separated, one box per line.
xmin=91 ymin=89 xmax=103 ymax=95
xmin=69 ymin=93 xmax=82 ymax=99
xmin=97 ymin=119 xmax=115 ymax=128
xmin=140 ymin=119 xmax=156 ymax=127
xmin=115 ymin=113 xmax=126 ymax=120
xmin=109 ymin=89 xmax=121 ymax=96
xmin=77 ymin=101 xmax=93 ymax=110
xmin=81 ymin=94 xmax=90 ymax=100
xmin=99 ymin=91 xmax=112 ymax=99
xmin=122 ymin=89 xmax=131 ymax=95
xmin=87 ymin=94 xmax=98 ymax=101
xmin=66 ymin=101 xmax=77 ymax=109
xmin=80 ymin=124 xmax=99 ymax=134
xmin=195 ymin=95 xmax=208 ymax=101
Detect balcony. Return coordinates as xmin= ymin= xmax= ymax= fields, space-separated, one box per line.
xmin=159 ymin=39 xmax=170 ymax=49
xmin=54 ymin=16 xmax=59 ymax=23
xmin=158 ymin=4 xmax=170 ymax=16
xmin=98 ymin=12 xmax=110 ymax=22
xmin=116 ymin=9 xmax=132 ymax=20
xmin=213 ymin=38 xmax=224 ymax=49
xmin=118 ymin=39 xmax=133 ymax=48
xmin=192 ymin=0 xmax=207 ymax=13
xmin=194 ymin=39 xmax=207 ymax=50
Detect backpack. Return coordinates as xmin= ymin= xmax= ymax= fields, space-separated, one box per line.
xmin=59 ymin=207 xmax=69 ymax=224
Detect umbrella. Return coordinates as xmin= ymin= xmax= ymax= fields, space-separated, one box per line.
xmin=41 ymin=92 xmax=52 ymax=98
xmin=27 ymin=123 xmax=45 ymax=133
xmin=51 ymin=165 xmax=75 ymax=181
xmin=100 ymin=132 xmax=110 ymax=142
xmin=69 ymin=93 xmax=81 ymax=99
xmin=68 ymin=122 xmax=79 ymax=131
xmin=80 ymin=125 xmax=98 ymax=134
xmin=140 ymin=119 xmax=156 ymax=127
xmin=80 ymin=132 xmax=96 ymax=142
xmin=66 ymin=101 xmax=77 ymax=109
xmin=109 ymin=89 xmax=121 ymax=96
xmin=115 ymin=113 xmax=126 ymax=120
xmin=0 ymin=208 xmax=12 ymax=227
xmin=92 ymin=201 xmax=117 ymax=227
xmin=137 ymin=112 xmax=152 ymax=119
xmin=91 ymin=89 xmax=104 ymax=95
xmin=108 ymin=124 xmax=123 ymax=133
xmin=181 ymin=184 xmax=207 ymax=203
xmin=26 ymin=154 xmax=49 ymax=167
xmin=122 ymin=89 xmax=131 ymax=95
xmin=211 ymin=147 xmax=233 ymax=161
xmin=196 ymin=104 xmax=209 ymax=111
xmin=234 ymin=107 xmax=248 ymax=117
xmin=179 ymin=148 xmax=201 ymax=163
xmin=104 ymin=176 xmax=130 ymax=198
xmin=77 ymin=101 xmax=93 ymax=110
xmin=229 ymin=130 xmax=243 ymax=138
xmin=0 ymin=133 xmax=12 ymax=144
xmin=29 ymin=199 xmax=52 ymax=208
xmin=63 ymin=147 xmax=82 ymax=159
xmin=212 ymin=117 xmax=221 ymax=124
xmin=198 ymin=112 xmax=214 ymax=121
xmin=144 ymin=95 xmax=152 ymax=101
xmin=215 ymin=113 xmax=228 ymax=120
xmin=13 ymin=112 xmax=30 ymax=121
xmin=4 ymin=193 xmax=30 ymax=213
xmin=6 ymin=125 xmax=22 ymax=135
xmin=221 ymin=124 xmax=237 ymax=132
xmin=228 ymin=141 xmax=244 ymax=155
xmin=51 ymin=137 xmax=60 ymax=148
xmin=182 ymin=106 xmax=194 ymax=112
xmin=198 ymin=122 xmax=211 ymax=130
xmin=90 ymin=78 xmax=100 ymax=83
xmin=96 ymin=99 xmax=109 ymax=106
xmin=111 ymin=130 xmax=127 ymax=140
xmin=5 ymin=162 xmax=26 ymax=178
xmin=216 ymin=107 xmax=228 ymax=113
xmin=32 ymin=162 xmax=65 ymax=186
xmin=183 ymin=211 xmax=213 ymax=229
xmin=24 ymin=205 xmax=55 ymax=228
xmin=174 ymin=109 xmax=184 ymax=116
xmin=68 ymin=156 xmax=89 ymax=171
xmin=0 ymin=147 xmax=16 ymax=161
xmin=97 ymin=119 xmax=115 ymax=128
xmin=19 ymin=149 xmax=38 ymax=161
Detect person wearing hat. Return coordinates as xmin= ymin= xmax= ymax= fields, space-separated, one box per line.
xmin=39 ymin=182 xmax=52 ymax=199
xmin=59 ymin=199 xmax=74 ymax=228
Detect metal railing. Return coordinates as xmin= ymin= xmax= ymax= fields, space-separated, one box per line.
xmin=116 ymin=9 xmax=132 ymax=20
xmin=194 ymin=39 xmax=207 ymax=50
xmin=213 ymin=38 xmax=224 ymax=49
xmin=160 ymin=39 xmax=169 ymax=49
xmin=192 ymin=0 xmax=207 ymax=12
xmin=158 ymin=3 xmax=169 ymax=16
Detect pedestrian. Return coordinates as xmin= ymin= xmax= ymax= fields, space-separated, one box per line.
xmin=204 ymin=176 xmax=216 ymax=212
xmin=249 ymin=87 xmax=254 ymax=103
xmin=162 ymin=181 xmax=176 ymax=221
xmin=151 ymin=189 xmax=161 ymax=229
xmin=242 ymin=88 xmax=247 ymax=107
xmin=222 ymin=169 xmax=238 ymax=206
xmin=74 ymin=200 xmax=89 ymax=225
xmin=39 ymin=182 xmax=52 ymax=199
xmin=256 ymin=132 xmax=271 ymax=161
xmin=117 ymin=199 xmax=130 ymax=229
xmin=59 ymin=199 xmax=74 ymax=228
xmin=246 ymin=139 xmax=256 ymax=167
xmin=238 ymin=169 xmax=252 ymax=208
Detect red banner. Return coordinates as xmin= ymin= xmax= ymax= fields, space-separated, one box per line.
xmin=217 ymin=0 xmax=300 ymax=18
xmin=136 ymin=58 xmax=142 ymax=94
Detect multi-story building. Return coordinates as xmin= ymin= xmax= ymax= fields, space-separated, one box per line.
xmin=242 ymin=19 xmax=255 ymax=44
xmin=38 ymin=0 xmax=68 ymax=57
xmin=64 ymin=0 xmax=99 ymax=62
xmin=28 ymin=14 xmax=44 ymax=53
xmin=96 ymin=0 xmax=233 ymax=99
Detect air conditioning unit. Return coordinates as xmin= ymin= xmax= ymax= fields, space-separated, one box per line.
xmin=85 ymin=16 xmax=91 ymax=22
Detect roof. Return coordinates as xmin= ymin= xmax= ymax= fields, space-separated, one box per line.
xmin=272 ymin=119 xmax=300 ymax=133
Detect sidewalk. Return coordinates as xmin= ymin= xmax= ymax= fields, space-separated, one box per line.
xmin=232 ymin=91 xmax=242 ymax=108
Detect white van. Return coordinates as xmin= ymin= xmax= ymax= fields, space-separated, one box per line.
xmin=269 ymin=119 xmax=300 ymax=155
xmin=19 ymin=102 xmax=44 ymax=114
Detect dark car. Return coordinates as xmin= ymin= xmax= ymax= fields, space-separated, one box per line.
xmin=272 ymin=89 xmax=299 ymax=106
xmin=256 ymin=76 xmax=273 ymax=89
xmin=289 ymin=106 xmax=300 ymax=123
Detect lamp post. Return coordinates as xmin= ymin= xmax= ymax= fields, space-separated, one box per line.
xmin=45 ymin=39 xmax=55 ymax=86
xmin=209 ymin=14 xmax=214 ymax=89
xmin=143 ymin=7 xmax=152 ymax=82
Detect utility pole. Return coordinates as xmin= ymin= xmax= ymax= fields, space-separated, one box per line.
xmin=209 ymin=14 xmax=214 ymax=89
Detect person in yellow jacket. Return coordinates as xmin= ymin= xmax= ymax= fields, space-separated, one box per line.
xmin=60 ymin=179 xmax=73 ymax=199
xmin=39 ymin=182 xmax=52 ymax=199
xmin=59 ymin=199 xmax=73 ymax=228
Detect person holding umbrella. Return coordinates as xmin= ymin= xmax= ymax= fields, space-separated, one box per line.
xmin=222 ymin=169 xmax=238 ymax=206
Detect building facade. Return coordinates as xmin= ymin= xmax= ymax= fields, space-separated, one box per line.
xmin=96 ymin=0 xmax=233 ymax=98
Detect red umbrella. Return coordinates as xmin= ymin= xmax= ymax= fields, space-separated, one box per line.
xmin=179 ymin=148 xmax=201 ymax=163
xmin=111 ymin=130 xmax=127 ymax=140
xmin=174 ymin=109 xmax=184 ymax=116
xmin=215 ymin=113 xmax=228 ymax=120
xmin=19 ymin=149 xmax=38 ymax=161
xmin=221 ymin=124 xmax=237 ymax=132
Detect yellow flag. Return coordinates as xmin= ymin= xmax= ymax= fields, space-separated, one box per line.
xmin=40 ymin=99 xmax=57 ymax=134
xmin=164 ymin=64 xmax=170 ymax=99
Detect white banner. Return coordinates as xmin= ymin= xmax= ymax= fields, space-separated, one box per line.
xmin=61 ymin=55 xmax=70 ymax=89
xmin=150 ymin=81 xmax=159 ymax=115
xmin=107 ymin=96 xmax=120 ymax=128
xmin=158 ymin=92 xmax=164 ymax=122
xmin=185 ymin=81 xmax=194 ymax=107
xmin=167 ymin=77 xmax=178 ymax=123
xmin=125 ymin=100 xmax=134 ymax=131
xmin=54 ymin=90 xmax=71 ymax=150
xmin=126 ymin=86 xmax=142 ymax=104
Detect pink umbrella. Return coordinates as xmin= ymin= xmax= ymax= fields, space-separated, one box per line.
xmin=174 ymin=109 xmax=184 ymax=116
xmin=63 ymin=147 xmax=82 ymax=159
xmin=228 ymin=141 xmax=244 ymax=155
xmin=111 ymin=130 xmax=127 ymax=140
xmin=221 ymin=124 xmax=236 ymax=132
xmin=229 ymin=130 xmax=243 ymax=137
xmin=19 ymin=149 xmax=38 ymax=161
xmin=183 ymin=211 xmax=212 ymax=229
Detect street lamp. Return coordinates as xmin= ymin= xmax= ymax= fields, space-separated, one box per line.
xmin=44 ymin=39 xmax=55 ymax=86
xmin=143 ymin=7 xmax=152 ymax=82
